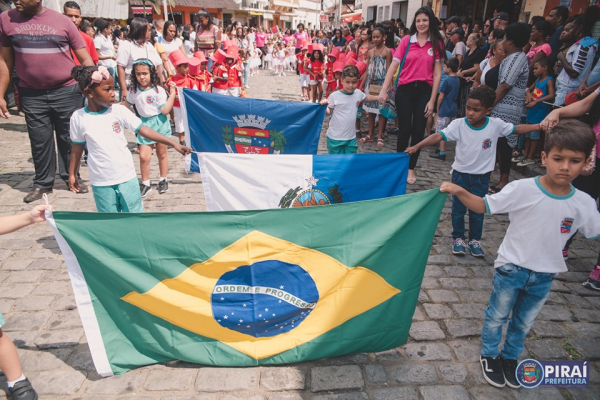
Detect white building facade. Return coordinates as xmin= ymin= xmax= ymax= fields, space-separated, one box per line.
xmin=361 ymin=0 xmax=426 ymax=27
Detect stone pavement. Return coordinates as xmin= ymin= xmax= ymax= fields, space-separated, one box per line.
xmin=0 ymin=68 xmax=599 ymax=400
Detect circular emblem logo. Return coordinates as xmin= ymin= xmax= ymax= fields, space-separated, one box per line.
xmin=293 ymin=189 xmax=331 ymax=207
xmin=428 ymin=48 xmax=434 ymax=56
xmin=516 ymin=359 xmax=544 ymax=388
xmin=211 ymin=260 xmax=319 ymax=338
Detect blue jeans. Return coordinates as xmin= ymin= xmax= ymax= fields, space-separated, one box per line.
xmin=481 ymin=264 xmax=555 ymax=360
xmin=451 ymin=170 xmax=489 ymax=240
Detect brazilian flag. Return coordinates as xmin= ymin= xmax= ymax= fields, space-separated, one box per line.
xmin=47 ymin=189 xmax=446 ymax=376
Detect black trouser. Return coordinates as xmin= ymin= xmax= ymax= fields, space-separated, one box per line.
xmin=19 ymin=84 xmax=83 ymax=189
xmin=497 ymin=137 xmax=512 ymax=175
xmin=395 ymin=81 xmax=432 ymax=170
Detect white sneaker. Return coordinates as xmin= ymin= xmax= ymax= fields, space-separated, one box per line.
xmin=282 ymin=72 xmax=286 ymax=76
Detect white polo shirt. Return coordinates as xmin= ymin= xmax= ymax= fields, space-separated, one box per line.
xmin=485 ymin=177 xmax=600 ymax=273
xmin=70 ymin=105 xmax=142 ymax=187
xmin=441 ymin=117 xmax=514 ymax=175
xmin=126 ymin=85 xmax=168 ymax=118
xmin=326 ymin=89 xmax=366 ymax=141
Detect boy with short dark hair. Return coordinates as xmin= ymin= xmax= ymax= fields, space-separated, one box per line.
xmin=320 ymin=65 xmax=379 ymax=154
xmin=406 ymin=86 xmax=539 ymax=257
xmin=441 ymin=119 xmax=600 ymax=389
xmin=431 ymin=57 xmax=461 ymax=161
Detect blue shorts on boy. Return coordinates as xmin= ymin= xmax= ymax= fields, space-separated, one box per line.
xmin=327 ymin=137 xmax=357 ymax=154
xmin=70 ymin=104 xmax=144 ymax=212
xmin=126 ymin=85 xmax=172 ymax=145
xmin=91 ymin=177 xmax=144 ymax=213
xmin=326 ymin=89 xmax=366 ymax=154
xmin=441 ymin=117 xmax=514 ymax=240
xmin=481 ymin=177 xmax=600 ymax=359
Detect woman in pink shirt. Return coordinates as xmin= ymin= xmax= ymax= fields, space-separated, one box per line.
xmin=255 ymin=27 xmax=267 ymax=68
xmin=283 ymin=29 xmax=294 ymax=47
xmin=378 ymin=6 xmax=445 ymax=184
xmin=293 ymin=23 xmax=309 ymax=54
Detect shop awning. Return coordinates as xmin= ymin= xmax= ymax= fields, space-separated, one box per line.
xmin=130 ymin=0 xmax=239 ymax=10
xmin=249 ymin=11 xmax=263 ymax=16
xmin=45 ymin=0 xmax=129 ymax=19
xmin=342 ymin=12 xmax=362 ymax=24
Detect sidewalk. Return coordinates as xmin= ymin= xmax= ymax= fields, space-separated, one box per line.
xmin=0 ymin=69 xmax=599 ymax=400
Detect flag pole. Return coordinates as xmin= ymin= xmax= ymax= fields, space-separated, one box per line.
xmin=163 ymin=0 xmax=168 ymax=21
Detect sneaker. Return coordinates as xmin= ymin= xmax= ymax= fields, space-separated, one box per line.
xmin=282 ymin=73 xmax=286 ymax=76
xmin=583 ymin=267 xmax=600 ymax=291
xmin=480 ymin=356 xmax=506 ymax=388
xmin=501 ymin=357 xmax=521 ymax=388
xmin=517 ymin=158 xmax=535 ymax=166
xmin=139 ymin=183 xmax=152 ymax=198
xmin=511 ymin=155 xmax=524 ymax=163
xmin=433 ymin=148 xmax=440 ymax=154
xmin=179 ymin=140 xmax=186 ymax=146
xmin=452 ymin=238 xmax=467 ymax=255
xmin=468 ymin=239 xmax=485 ymax=257
xmin=9 ymin=378 xmax=38 ymax=400
xmin=158 ymin=179 xmax=169 ymax=194
xmin=429 ymin=153 xmax=446 ymax=161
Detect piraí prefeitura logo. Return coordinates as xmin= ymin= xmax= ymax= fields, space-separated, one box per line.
xmin=516 ymin=359 xmax=589 ymax=389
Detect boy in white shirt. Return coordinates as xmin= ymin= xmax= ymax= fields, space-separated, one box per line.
xmin=406 ymin=86 xmax=539 ymax=256
xmin=441 ymin=119 xmax=600 ymax=389
xmin=320 ymin=65 xmax=379 ymax=154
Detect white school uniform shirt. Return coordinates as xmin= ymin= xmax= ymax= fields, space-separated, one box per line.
xmin=485 ymin=177 xmax=600 ymax=273
xmin=126 ymin=86 xmax=168 ymax=118
xmin=93 ymin=33 xmax=116 ymax=68
xmin=70 ymin=105 xmax=142 ymax=187
xmin=440 ymin=117 xmax=514 ymax=174
xmin=326 ymin=89 xmax=367 ymax=141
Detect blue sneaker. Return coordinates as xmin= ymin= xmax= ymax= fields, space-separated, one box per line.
xmin=452 ymin=238 xmax=466 ymax=255
xmin=468 ymin=240 xmax=485 ymax=257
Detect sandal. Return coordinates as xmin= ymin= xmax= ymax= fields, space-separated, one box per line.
xmin=377 ymin=138 xmax=384 ymax=147
xmin=359 ymin=135 xmax=373 ymax=143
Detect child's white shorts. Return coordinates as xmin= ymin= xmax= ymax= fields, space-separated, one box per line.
xmin=229 ymin=87 xmax=241 ymax=97
xmin=212 ymin=87 xmax=229 ymax=96
xmin=300 ymin=74 xmax=309 ymax=88
xmin=309 ymin=79 xmax=320 ymax=86
xmin=173 ymin=106 xmax=184 ymax=133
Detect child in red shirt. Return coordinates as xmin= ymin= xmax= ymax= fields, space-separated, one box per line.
xmin=191 ymin=51 xmax=212 ymax=92
xmin=325 ymin=49 xmax=341 ymax=98
xmin=226 ymin=47 xmax=244 ymax=97
xmin=211 ymin=49 xmax=229 ymax=96
xmin=307 ymin=43 xmax=325 ymax=103
xmin=297 ymin=43 xmax=310 ymax=101
xmin=167 ymin=50 xmax=198 ymax=145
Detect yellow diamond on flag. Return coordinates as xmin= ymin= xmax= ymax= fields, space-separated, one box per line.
xmin=122 ymin=230 xmax=400 ymax=360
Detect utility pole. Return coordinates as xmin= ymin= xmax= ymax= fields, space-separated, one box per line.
xmin=337 ymin=0 xmax=342 ymax=27
xmin=163 ymin=0 xmax=168 ymax=21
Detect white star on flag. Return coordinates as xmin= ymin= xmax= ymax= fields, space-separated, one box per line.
xmin=305 ymin=176 xmax=319 ymax=186
xmin=223 ymin=315 xmax=228 ymax=319
xmin=280 ymin=285 xmax=284 ymax=289
xmin=265 ymin=308 xmax=269 ymax=312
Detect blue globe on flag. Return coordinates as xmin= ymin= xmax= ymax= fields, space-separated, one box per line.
xmin=211 ymin=260 xmax=320 ymax=338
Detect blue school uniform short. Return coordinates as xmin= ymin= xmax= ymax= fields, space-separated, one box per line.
xmin=92 ymin=177 xmax=144 ymax=213
xmin=137 ymin=114 xmax=172 ymax=146
xmin=0 ymin=311 xmax=4 ymax=328
xmin=327 ymin=137 xmax=358 ymax=154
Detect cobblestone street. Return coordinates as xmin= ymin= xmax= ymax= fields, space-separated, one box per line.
xmin=0 ymin=68 xmax=599 ymax=400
